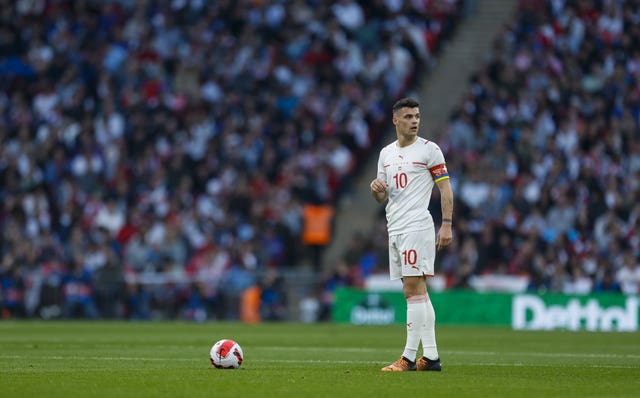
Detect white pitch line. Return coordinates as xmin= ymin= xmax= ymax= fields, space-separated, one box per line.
xmin=0 ymin=355 xmax=638 ymax=369
xmin=3 ymin=346 xmax=640 ymax=360
xmin=0 ymin=355 xmax=197 ymax=362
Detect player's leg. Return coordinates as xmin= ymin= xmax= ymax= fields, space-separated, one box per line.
xmin=416 ymin=290 xmax=441 ymax=371
xmin=401 ymin=275 xmax=428 ymax=362
xmin=414 ymin=227 xmax=442 ymax=371
xmin=381 ymin=234 xmax=425 ymax=371
xmin=422 ymin=291 xmax=439 ymax=360
xmin=381 ymin=277 xmax=426 ymax=371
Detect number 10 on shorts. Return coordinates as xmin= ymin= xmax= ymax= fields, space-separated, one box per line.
xmin=402 ymin=249 xmax=417 ymax=265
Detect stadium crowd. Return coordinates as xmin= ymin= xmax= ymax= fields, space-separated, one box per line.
xmin=346 ymin=0 xmax=640 ymax=297
xmin=0 ymin=0 xmax=463 ymax=320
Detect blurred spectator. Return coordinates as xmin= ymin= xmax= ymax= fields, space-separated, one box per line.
xmin=616 ymin=250 xmax=640 ymax=295
xmin=93 ymin=248 xmax=125 ymax=318
xmin=318 ymin=260 xmax=357 ymax=321
xmin=61 ymin=257 xmax=98 ymax=319
xmin=1 ymin=259 xmax=25 ymax=318
xmin=259 ymin=268 xmax=288 ymax=321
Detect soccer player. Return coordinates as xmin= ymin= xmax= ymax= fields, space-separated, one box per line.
xmin=370 ymin=97 xmax=453 ymax=371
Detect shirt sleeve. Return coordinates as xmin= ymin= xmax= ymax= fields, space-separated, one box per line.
xmin=427 ymin=144 xmax=449 ymax=183
xmin=377 ymin=149 xmax=386 ymax=181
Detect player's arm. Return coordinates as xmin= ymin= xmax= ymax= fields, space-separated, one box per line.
xmin=370 ymin=178 xmax=388 ymax=203
xmin=435 ymin=178 xmax=453 ymax=250
xmin=372 ymin=153 xmax=388 ymax=203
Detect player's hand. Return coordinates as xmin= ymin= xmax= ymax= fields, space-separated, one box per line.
xmin=436 ymin=223 xmax=453 ymax=251
xmin=370 ymin=178 xmax=388 ymax=193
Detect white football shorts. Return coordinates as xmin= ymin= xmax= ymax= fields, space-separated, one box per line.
xmin=388 ymin=229 xmax=436 ymax=280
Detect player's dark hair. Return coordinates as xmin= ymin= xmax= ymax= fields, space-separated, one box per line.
xmin=392 ymin=97 xmax=420 ymax=114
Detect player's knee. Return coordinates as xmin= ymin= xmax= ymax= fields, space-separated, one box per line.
xmin=402 ymin=278 xmax=427 ymax=298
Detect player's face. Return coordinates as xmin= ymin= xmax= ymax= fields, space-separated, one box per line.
xmin=393 ymin=107 xmax=420 ymax=140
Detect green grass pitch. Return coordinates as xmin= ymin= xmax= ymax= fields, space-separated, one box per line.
xmin=1 ymin=321 xmax=639 ymax=398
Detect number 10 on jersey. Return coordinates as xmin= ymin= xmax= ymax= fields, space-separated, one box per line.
xmin=393 ymin=173 xmax=407 ymax=188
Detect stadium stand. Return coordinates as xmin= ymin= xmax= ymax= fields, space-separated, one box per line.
xmin=357 ymin=0 xmax=640 ymax=296
xmin=0 ymin=0 xmax=463 ymax=320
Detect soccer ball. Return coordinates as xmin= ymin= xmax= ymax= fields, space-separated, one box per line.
xmin=209 ymin=339 xmax=244 ymax=369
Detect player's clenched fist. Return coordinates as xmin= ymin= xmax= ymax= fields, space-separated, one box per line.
xmin=370 ymin=178 xmax=387 ymax=192
xmin=370 ymin=178 xmax=388 ymax=203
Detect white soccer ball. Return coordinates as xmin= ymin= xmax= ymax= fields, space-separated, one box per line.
xmin=209 ymin=339 xmax=244 ymax=369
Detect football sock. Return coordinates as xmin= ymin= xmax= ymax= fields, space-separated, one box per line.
xmin=402 ymin=294 xmax=428 ymax=362
xmin=422 ymin=296 xmax=439 ymax=360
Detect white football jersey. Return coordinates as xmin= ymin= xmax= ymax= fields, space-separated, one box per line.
xmin=377 ymin=137 xmax=449 ymax=236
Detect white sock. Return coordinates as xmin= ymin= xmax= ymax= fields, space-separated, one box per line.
xmin=402 ymin=294 xmax=428 ymax=362
xmin=421 ymin=297 xmax=439 ymax=360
